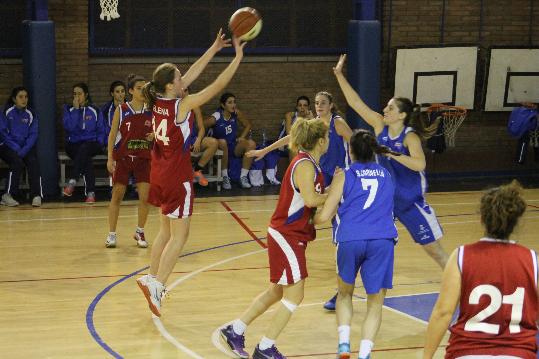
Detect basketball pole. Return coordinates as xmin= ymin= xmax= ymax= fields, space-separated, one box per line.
xmin=23 ymin=0 xmax=59 ymax=198
xmin=347 ymin=0 xmax=381 ymax=131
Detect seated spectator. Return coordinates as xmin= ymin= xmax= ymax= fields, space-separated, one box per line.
xmin=204 ymin=92 xmax=256 ymax=189
xmin=62 ymin=82 xmax=105 ymax=203
xmin=0 ymin=87 xmax=42 ymax=207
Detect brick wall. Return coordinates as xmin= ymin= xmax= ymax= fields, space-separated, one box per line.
xmin=8 ymin=0 xmax=539 ymax=175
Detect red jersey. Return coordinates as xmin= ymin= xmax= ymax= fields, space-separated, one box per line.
xmin=269 ymin=151 xmax=325 ymax=242
xmin=446 ymin=239 xmax=538 ymax=359
xmin=150 ymin=97 xmax=194 ymax=184
xmin=113 ymin=102 xmax=153 ymax=160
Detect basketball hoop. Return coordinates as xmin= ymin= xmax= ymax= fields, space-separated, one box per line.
xmin=99 ymin=0 xmax=120 ymax=21
xmin=427 ymin=104 xmax=467 ymax=147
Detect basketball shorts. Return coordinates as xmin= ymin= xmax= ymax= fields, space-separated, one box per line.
xmin=112 ymin=156 xmax=150 ymax=185
xmin=395 ymin=200 xmax=443 ymax=245
xmin=148 ymin=180 xmax=194 ymax=219
xmin=336 ymin=239 xmax=394 ymax=294
xmin=267 ymin=227 xmax=308 ymax=285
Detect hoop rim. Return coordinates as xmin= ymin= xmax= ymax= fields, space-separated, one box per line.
xmin=426 ymin=103 xmax=467 ymax=115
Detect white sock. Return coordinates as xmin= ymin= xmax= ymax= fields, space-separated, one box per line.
xmin=222 ymin=169 xmax=228 ymax=177
xmin=231 ymin=319 xmax=247 ymax=335
xmin=136 ymin=227 xmax=144 ymax=233
xmin=258 ymin=336 xmax=275 ymax=350
xmin=359 ymin=339 xmax=374 ymax=358
xmin=338 ymin=325 xmax=350 ymax=344
xmin=266 ymin=168 xmax=276 ymax=179
xmin=240 ymin=168 xmax=249 ymax=177
xmin=109 ymin=231 xmax=116 ymax=236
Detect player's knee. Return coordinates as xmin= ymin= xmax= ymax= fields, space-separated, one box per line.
xmin=207 ymin=137 xmax=218 ymax=150
xmin=247 ymin=139 xmax=256 ymax=150
xmin=280 ymin=298 xmax=299 ymax=313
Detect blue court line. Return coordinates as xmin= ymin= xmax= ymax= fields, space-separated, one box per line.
xmin=86 ymin=237 xmax=266 ymax=358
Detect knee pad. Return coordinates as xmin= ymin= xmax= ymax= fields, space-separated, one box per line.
xmin=281 ymin=298 xmax=298 ymax=312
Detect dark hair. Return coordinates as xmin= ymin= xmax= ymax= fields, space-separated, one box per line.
xmin=480 ymin=180 xmax=527 ymax=240
xmin=142 ymin=63 xmax=177 ymax=109
xmin=126 ymin=74 xmax=145 ymax=90
xmin=350 ymin=129 xmax=400 ymax=163
xmin=109 ymin=80 xmax=126 ymax=94
xmin=4 ymin=86 xmax=28 ymax=113
xmin=296 ymin=95 xmax=310 ymax=106
xmin=220 ymin=92 xmax=236 ymax=106
xmin=73 ymin=82 xmax=92 ymax=106
xmin=315 ymin=91 xmax=342 ymax=116
xmin=392 ymin=97 xmax=439 ymax=140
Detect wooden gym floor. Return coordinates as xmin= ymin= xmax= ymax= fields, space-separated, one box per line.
xmin=1 ymin=189 xmax=538 ymax=358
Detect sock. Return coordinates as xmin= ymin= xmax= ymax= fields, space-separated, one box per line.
xmin=68 ymin=179 xmax=76 ymax=186
xmin=231 ymin=319 xmax=247 ymax=335
xmin=266 ymin=168 xmax=276 ymax=179
xmin=109 ymin=231 xmax=116 ymax=236
xmin=240 ymin=168 xmax=249 ymax=177
xmin=136 ymin=227 xmax=144 ymax=233
xmin=222 ymin=169 xmax=228 ymax=177
xmin=338 ymin=325 xmax=350 ymax=344
xmin=258 ymin=336 xmax=275 ymax=350
xmin=148 ymin=273 xmax=156 ymax=279
xmin=359 ymin=339 xmax=374 ymax=358
xmin=195 ymin=163 xmax=204 ymax=171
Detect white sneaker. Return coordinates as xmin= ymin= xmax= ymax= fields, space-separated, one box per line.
xmin=147 ymin=279 xmax=165 ymax=317
xmin=32 ymin=196 xmax=42 ymax=207
xmin=134 ymin=231 xmax=148 ymax=248
xmin=1 ymin=193 xmax=19 ymax=207
xmin=222 ymin=176 xmax=232 ymax=190
xmin=268 ymin=177 xmax=281 ymax=185
xmin=136 ymin=274 xmax=151 ymax=304
xmin=240 ymin=176 xmax=252 ymax=189
xmin=105 ymin=233 xmax=117 ymax=248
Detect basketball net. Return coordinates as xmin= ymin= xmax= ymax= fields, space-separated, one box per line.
xmin=427 ymin=104 xmax=467 ymax=147
xmin=99 ymin=0 xmax=120 ymax=21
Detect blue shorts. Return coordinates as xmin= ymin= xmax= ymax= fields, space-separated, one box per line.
xmin=395 ymin=200 xmax=443 ymax=245
xmin=336 ymin=239 xmax=395 ymax=294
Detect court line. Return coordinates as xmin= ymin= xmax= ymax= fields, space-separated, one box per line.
xmin=220 ymin=201 xmax=267 ymax=248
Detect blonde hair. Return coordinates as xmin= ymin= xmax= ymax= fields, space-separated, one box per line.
xmin=290 ymin=118 xmax=328 ymax=153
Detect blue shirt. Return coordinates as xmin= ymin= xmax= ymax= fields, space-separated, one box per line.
xmin=209 ymin=108 xmax=237 ymax=146
xmin=63 ymin=105 xmax=106 ymax=145
xmin=333 ymin=161 xmax=397 ymax=242
xmin=0 ymin=106 xmax=39 ymax=157
xmin=377 ymin=126 xmax=427 ymax=206
xmin=320 ymin=113 xmax=350 ymax=181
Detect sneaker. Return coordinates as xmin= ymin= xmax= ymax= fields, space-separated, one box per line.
xmin=63 ymin=184 xmax=75 ymax=197
xmin=324 ymin=294 xmax=337 ymax=311
xmin=31 ymin=196 xmax=42 ymax=207
xmin=1 ymin=193 xmax=19 ymax=207
xmin=136 ymin=274 xmax=151 ymax=305
xmin=219 ymin=324 xmax=249 ymax=358
xmin=134 ymin=231 xmax=148 ymax=248
xmin=222 ymin=176 xmax=232 ymax=190
xmin=253 ymin=344 xmax=286 ymax=359
xmin=105 ymin=233 xmax=117 ymax=248
xmin=337 ymin=343 xmax=351 ymax=359
xmin=194 ymin=170 xmax=209 ymax=186
xmin=268 ymin=177 xmax=281 ymax=185
xmin=85 ymin=192 xmax=96 ymax=204
xmin=240 ymin=176 xmax=252 ymax=189
xmin=145 ymin=278 xmax=165 ymax=317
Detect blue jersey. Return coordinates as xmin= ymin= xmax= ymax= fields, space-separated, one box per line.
xmin=377 ymin=126 xmax=426 ymax=206
xmin=209 ymin=108 xmax=237 ymax=146
xmin=333 ymin=162 xmax=397 ymax=243
xmin=0 ymin=106 xmax=39 ymax=157
xmin=101 ymin=101 xmax=121 ymax=144
xmin=277 ymin=111 xmax=298 ymax=140
xmin=63 ymin=105 xmax=106 ymax=145
xmin=320 ymin=114 xmax=350 ymax=184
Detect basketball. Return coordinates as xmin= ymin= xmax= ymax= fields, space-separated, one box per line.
xmin=228 ymin=7 xmax=262 ymax=41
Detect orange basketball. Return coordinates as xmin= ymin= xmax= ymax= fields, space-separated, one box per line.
xmin=228 ymin=7 xmax=262 ymax=41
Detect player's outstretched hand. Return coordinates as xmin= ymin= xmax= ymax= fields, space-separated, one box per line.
xmin=333 ymin=54 xmax=346 ymax=75
xmin=212 ymin=28 xmax=231 ymax=51
xmin=232 ymin=36 xmax=247 ymax=57
xmin=246 ymin=148 xmax=265 ymax=161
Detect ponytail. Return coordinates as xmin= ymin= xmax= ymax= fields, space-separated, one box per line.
xmin=142 ymin=81 xmax=157 ymax=109
xmin=350 ymin=129 xmax=401 ymax=163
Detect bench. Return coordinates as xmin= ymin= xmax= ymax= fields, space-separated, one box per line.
xmin=58 ymin=149 xmax=224 ymax=191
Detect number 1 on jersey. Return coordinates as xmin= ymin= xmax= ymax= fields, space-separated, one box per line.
xmin=153 ymin=118 xmax=170 ymax=146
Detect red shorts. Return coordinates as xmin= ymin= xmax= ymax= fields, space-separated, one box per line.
xmin=267 ymin=227 xmax=308 ymax=285
xmin=148 ymin=179 xmax=194 ymax=219
xmin=112 ymin=156 xmax=150 ymax=185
